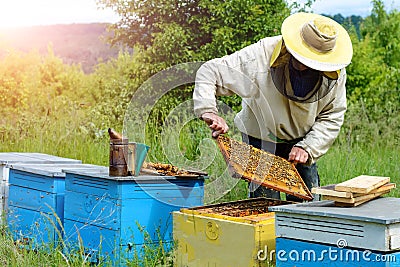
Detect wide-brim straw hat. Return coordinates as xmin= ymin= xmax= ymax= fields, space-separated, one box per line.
xmin=281 ymin=12 xmax=353 ymax=72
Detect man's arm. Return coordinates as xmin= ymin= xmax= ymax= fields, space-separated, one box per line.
xmin=193 ymin=39 xmax=269 ymax=137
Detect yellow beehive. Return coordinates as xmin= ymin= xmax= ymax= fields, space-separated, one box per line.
xmin=173 ymin=198 xmax=291 ymax=267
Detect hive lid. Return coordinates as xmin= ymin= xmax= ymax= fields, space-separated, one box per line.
xmin=9 ymin=163 xmax=103 ymax=177
xmin=0 ymin=152 xmax=82 ymax=164
xmin=268 ymin=197 xmax=400 ymax=224
xmin=216 ymin=135 xmax=313 ymax=201
xmin=63 ymin=168 xmax=206 ymax=181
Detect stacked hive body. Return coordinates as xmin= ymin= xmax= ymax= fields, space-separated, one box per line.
xmin=0 ymin=153 xmax=81 ymax=221
xmin=216 ymin=136 xmax=312 ymax=200
xmin=7 ymin=163 xmax=105 ymax=249
xmin=269 ymin=197 xmax=400 ymax=266
xmin=312 ymin=175 xmax=394 ymax=206
xmin=173 ymin=198 xmax=293 ymax=267
xmin=63 ymin=168 xmax=206 ymax=266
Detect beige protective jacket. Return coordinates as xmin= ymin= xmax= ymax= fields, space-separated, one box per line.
xmin=193 ymin=35 xmax=347 ymax=164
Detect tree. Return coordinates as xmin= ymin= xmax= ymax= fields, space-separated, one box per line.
xmin=342 ymin=0 xmax=400 ymax=143
xmin=94 ymin=0 xmax=292 ymax=121
xmin=363 ymin=0 xmax=400 ymax=68
xmin=98 ymin=0 xmax=291 ymax=64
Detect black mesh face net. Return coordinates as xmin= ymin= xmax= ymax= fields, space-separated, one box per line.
xmin=271 ymin=57 xmax=338 ymax=103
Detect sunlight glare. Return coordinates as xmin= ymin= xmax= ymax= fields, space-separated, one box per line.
xmin=0 ymin=0 xmax=118 ymax=29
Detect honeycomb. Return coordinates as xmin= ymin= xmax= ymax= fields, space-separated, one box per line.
xmin=144 ymin=162 xmax=207 ymax=177
xmin=217 ymin=135 xmax=313 ymax=201
xmin=192 ymin=198 xmax=290 ymax=217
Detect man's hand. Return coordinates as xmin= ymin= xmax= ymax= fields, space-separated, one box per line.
xmin=201 ymin=112 xmax=229 ymax=138
xmin=288 ymin=146 xmax=309 ymax=164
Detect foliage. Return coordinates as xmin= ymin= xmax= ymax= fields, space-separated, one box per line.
xmin=94 ymin=0 xmax=291 ymax=148
xmin=0 ymin=48 xmax=108 ymax=164
xmin=99 ymin=0 xmax=291 ymax=61
xmin=344 ymin=0 xmax=400 ymax=144
xmin=328 ymin=14 xmax=363 ymax=39
xmin=363 ymin=0 xmax=400 ymax=68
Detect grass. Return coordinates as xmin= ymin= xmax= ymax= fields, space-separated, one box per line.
xmin=318 ymin=140 xmax=400 ymax=198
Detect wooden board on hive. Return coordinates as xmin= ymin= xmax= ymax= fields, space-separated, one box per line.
xmin=335 ymin=175 xmax=390 ymax=194
xmin=313 ymin=181 xmax=395 ymax=207
xmin=334 ymin=192 xmax=391 ymax=207
xmin=312 ymin=183 xmax=396 ymax=199
xmin=353 ymin=182 xmax=395 ymax=197
xmin=312 ymin=184 xmax=352 ymax=198
xmin=324 ymin=190 xmax=391 ymax=204
xmin=216 ymin=135 xmax=313 ymax=201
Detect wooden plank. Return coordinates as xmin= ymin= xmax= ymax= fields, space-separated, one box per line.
xmin=312 ymin=184 xmax=352 ymax=198
xmin=332 ymin=191 xmax=390 ymax=207
xmin=325 ymin=190 xmax=390 ymax=204
xmin=334 ymin=198 xmax=373 ymax=207
xmin=315 ymin=183 xmax=396 ymax=199
xmin=351 ymin=193 xmax=387 ymax=206
xmin=353 ymin=183 xmax=396 ymax=197
xmin=335 ymin=175 xmax=390 ymax=194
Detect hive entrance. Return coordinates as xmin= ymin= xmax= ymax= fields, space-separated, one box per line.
xmin=216 ymin=135 xmax=313 ymax=201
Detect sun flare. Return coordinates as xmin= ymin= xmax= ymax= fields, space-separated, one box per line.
xmin=0 ymin=1 xmax=42 ymax=28
xmin=0 ymin=0 xmax=117 ymax=29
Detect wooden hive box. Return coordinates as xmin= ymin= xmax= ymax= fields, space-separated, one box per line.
xmin=62 ymin=169 xmax=206 ymax=266
xmin=269 ymin=197 xmax=400 ymax=252
xmin=0 ymin=153 xmax=81 ymax=221
xmin=173 ymin=198 xmax=293 ymax=267
xmin=7 ymin=163 xmax=102 ymax=249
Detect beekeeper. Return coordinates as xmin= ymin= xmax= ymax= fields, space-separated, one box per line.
xmin=193 ymin=12 xmax=353 ymax=201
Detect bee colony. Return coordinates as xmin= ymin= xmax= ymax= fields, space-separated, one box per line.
xmin=143 ymin=162 xmax=208 ymax=177
xmin=216 ymin=135 xmax=313 ymax=200
xmin=184 ymin=197 xmax=291 ymax=218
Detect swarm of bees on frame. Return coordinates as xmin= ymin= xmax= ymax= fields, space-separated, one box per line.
xmin=217 ymin=135 xmax=313 ymax=200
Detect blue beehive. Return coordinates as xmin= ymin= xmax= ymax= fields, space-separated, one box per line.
xmin=275 ymin=237 xmax=400 ymax=267
xmin=269 ymin=198 xmax=400 ymax=252
xmin=0 ymin=153 xmax=81 ymax=221
xmin=7 ymin=163 xmax=106 ymax=249
xmin=269 ymin=198 xmax=400 ymax=266
xmin=62 ymin=169 xmax=206 ymax=266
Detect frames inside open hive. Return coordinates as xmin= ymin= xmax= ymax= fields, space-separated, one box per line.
xmin=216 ymin=135 xmax=313 ymax=201
xmin=188 ymin=198 xmax=291 ymax=217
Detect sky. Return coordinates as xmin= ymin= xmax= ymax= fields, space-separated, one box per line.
xmin=296 ymin=0 xmax=400 ymax=17
xmin=0 ymin=0 xmax=399 ymax=28
xmin=0 ymin=0 xmax=118 ymax=28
